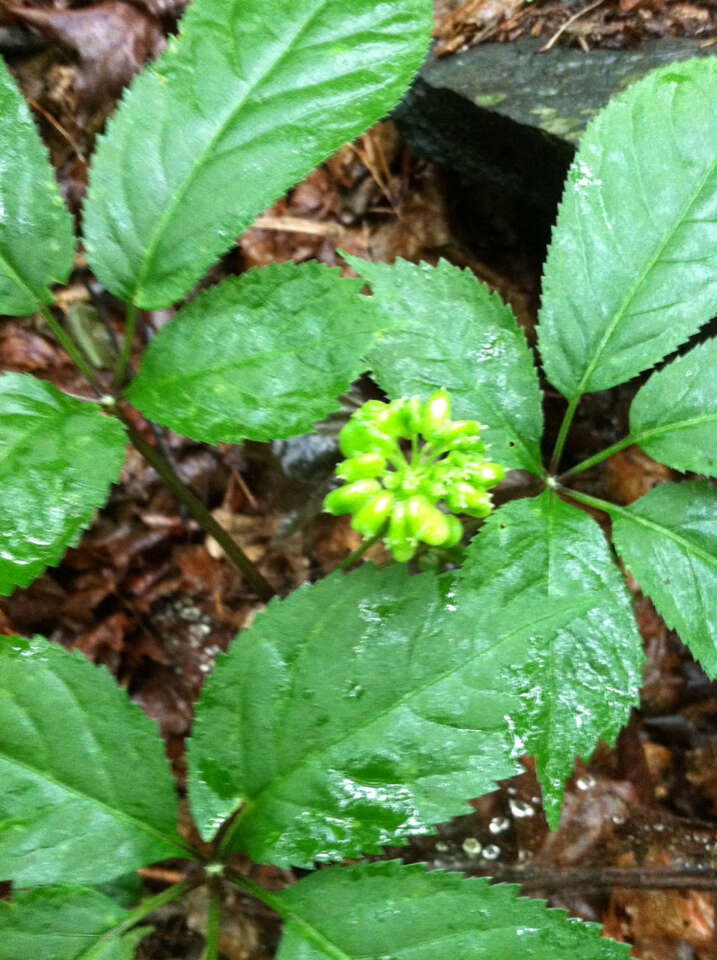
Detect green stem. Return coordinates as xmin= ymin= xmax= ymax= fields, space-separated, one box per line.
xmin=89 ymin=876 xmax=199 ymax=954
xmin=202 ymin=887 xmax=222 ymax=960
xmin=122 ymin=417 xmax=276 ymax=602
xmin=558 ymin=434 xmax=636 ymax=481
xmin=559 ymin=486 xmax=620 ymax=517
xmin=339 ymin=527 xmax=386 ymax=572
xmin=550 ymin=393 xmax=581 ymax=473
xmin=39 ymin=304 xmax=101 ymax=392
xmin=225 ymin=871 xmax=348 ymax=960
xmin=114 ymin=302 xmax=138 ymax=387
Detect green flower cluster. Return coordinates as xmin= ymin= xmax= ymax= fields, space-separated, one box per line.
xmin=324 ymin=390 xmax=505 ymax=562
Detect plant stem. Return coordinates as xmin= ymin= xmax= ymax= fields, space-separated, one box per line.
xmin=339 ymin=527 xmax=385 ymax=572
xmin=122 ymin=417 xmax=276 ymax=601
xmin=115 ymin=302 xmax=138 ymax=387
xmin=92 ymin=875 xmax=199 ymax=952
xmin=202 ymin=886 xmax=222 ymax=960
xmin=225 ymin=870 xmax=348 ymax=960
xmin=462 ymin=863 xmax=717 ymax=893
xmin=39 ymin=304 xmax=101 ymax=392
xmin=559 ymin=486 xmax=620 ymax=517
xmin=550 ymin=393 xmax=580 ymax=473
xmin=558 ymin=434 xmax=636 ymax=481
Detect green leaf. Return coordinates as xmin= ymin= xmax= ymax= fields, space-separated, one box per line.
xmin=94 ymin=872 xmax=145 ymax=910
xmin=83 ymin=0 xmax=432 ymax=309
xmin=629 ymin=338 xmax=717 ymax=476
xmin=611 ymin=481 xmax=717 ymax=678
xmin=0 ymin=57 xmax=75 ymax=316
xmin=453 ymin=491 xmax=643 ymax=828
xmin=274 ymin=861 xmax=629 ymax=960
xmin=345 ymin=256 xmax=544 ymax=475
xmin=0 ymin=635 xmax=186 ymax=886
xmin=538 ymin=57 xmax=717 ymax=400
xmin=187 ymin=564 xmax=521 ymax=867
xmin=0 ymin=887 xmax=148 ymax=960
xmin=126 ymin=263 xmax=376 ymax=443
xmin=0 ymin=373 xmax=127 ymax=596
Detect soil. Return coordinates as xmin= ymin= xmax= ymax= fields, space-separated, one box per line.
xmin=0 ymin=2 xmax=716 ymax=958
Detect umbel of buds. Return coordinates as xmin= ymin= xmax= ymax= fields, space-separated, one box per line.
xmin=323 ymin=390 xmax=505 ymax=562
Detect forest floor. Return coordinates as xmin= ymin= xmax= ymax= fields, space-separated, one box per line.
xmin=0 ymin=1 xmax=716 ymax=957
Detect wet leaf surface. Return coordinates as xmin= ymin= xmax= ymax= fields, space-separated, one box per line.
xmin=1 ymin=5 xmax=716 ymax=957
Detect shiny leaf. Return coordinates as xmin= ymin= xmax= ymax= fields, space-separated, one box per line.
xmin=0 ymin=887 xmax=149 ymax=960
xmin=126 ymin=263 xmax=376 ymax=443
xmin=275 ymin=861 xmax=629 ymax=960
xmin=612 ymin=481 xmax=717 ymax=677
xmin=83 ymin=0 xmax=432 ymax=308
xmin=0 ymin=635 xmax=186 ymax=886
xmin=345 ymin=256 xmax=544 ymax=475
xmin=538 ymin=58 xmax=717 ymax=400
xmin=0 ymin=373 xmax=127 ymax=595
xmin=453 ymin=492 xmax=643 ymax=828
xmin=0 ymin=56 xmax=75 ymax=314
xmin=187 ymin=564 xmax=521 ymax=866
xmin=629 ymin=337 xmax=717 ymax=476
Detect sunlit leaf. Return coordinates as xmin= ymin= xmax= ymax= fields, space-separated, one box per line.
xmin=0 ymin=887 xmax=149 ymax=960
xmin=345 ymin=256 xmax=544 ymax=475
xmin=275 ymin=861 xmax=630 ymax=959
xmin=538 ymin=58 xmax=717 ymax=401
xmin=0 ymin=635 xmax=186 ymax=885
xmin=0 ymin=56 xmax=75 ymax=314
xmin=187 ymin=564 xmax=521 ymax=866
xmin=629 ymin=338 xmax=717 ymax=476
xmin=126 ymin=264 xmax=376 ymax=443
xmin=453 ymin=491 xmax=643 ymax=827
xmin=612 ymin=481 xmax=717 ymax=677
xmin=84 ymin=0 xmax=432 ymax=308
xmin=0 ymin=373 xmax=127 ymax=595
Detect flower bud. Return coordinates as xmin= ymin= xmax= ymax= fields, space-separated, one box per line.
xmin=445 ymin=483 xmax=493 ymax=518
xmin=431 ymin=420 xmax=482 ymax=449
xmin=336 ymin=452 xmax=386 ymax=482
xmin=338 ymin=419 xmax=394 ymax=458
xmin=386 ymin=501 xmax=417 ymax=562
xmin=323 ymin=479 xmax=381 ymax=516
xmin=473 ymin=461 xmax=505 ymax=486
xmin=396 ymin=396 xmax=423 ymax=436
xmin=352 ymin=491 xmax=395 ymax=537
xmin=422 ymin=389 xmax=451 ymax=438
xmin=374 ymin=401 xmax=408 ymax=439
xmin=406 ymin=495 xmax=451 ymax=546
xmin=442 ymin=514 xmax=464 ymax=548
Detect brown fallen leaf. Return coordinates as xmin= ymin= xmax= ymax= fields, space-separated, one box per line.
xmin=7 ymin=2 xmax=165 ymax=119
xmin=606 ymin=446 xmax=673 ymax=506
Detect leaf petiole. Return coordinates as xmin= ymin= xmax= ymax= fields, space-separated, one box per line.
xmin=549 ymin=393 xmax=580 ymax=473
xmin=39 ymin=304 xmax=101 ymax=393
xmin=114 ymin=302 xmax=138 ymax=387
xmin=225 ymin=870 xmax=349 ymax=960
xmin=201 ymin=886 xmax=222 ymax=960
xmin=86 ymin=875 xmax=201 ymax=957
xmin=558 ymin=434 xmax=637 ymax=481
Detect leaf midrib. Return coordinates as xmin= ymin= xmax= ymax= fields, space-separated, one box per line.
xmin=236 ymin=590 xmax=596 ymax=837
xmin=0 ymin=247 xmax=43 ymax=313
xmin=632 ymin=411 xmax=717 ymax=445
xmin=131 ymin=1 xmax=330 ymax=304
xmin=0 ymin=747 xmax=184 ymax=858
xmin=615 ymin=504 xmax=717 ymax=569
xmin=133 ymin=326 xmax=379 ymax=393
xmin=571 ymin=146 xmax=716 ymax=401
xmin=0 ymin=403 xmax=65 ymax=472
